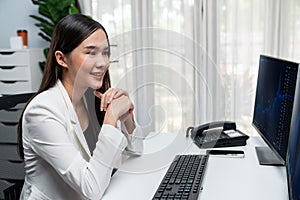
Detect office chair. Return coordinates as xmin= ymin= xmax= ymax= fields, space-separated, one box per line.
xmin=0 ymin=93 xmax=34 ymax=200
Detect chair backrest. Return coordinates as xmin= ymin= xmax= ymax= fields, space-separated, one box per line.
xmin=0 ymin=93 xmax=34 ymax=199
xmin=3 ymin=180 xmax=24 ymax=200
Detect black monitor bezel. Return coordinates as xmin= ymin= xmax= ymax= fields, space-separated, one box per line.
xmin=252 ymin=54 xmax=299 ymax=165
xmin=285 ymin=70 xmax=300 ymax=200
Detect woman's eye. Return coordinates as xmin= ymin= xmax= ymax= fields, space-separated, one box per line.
xmin=88 ymin=51 xmax=96 ymax=55
xmin=102 ymin=51 xmax=109 ymax=56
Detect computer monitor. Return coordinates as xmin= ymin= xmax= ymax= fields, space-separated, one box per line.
xmin=286 ymin=72 xmax=300 ymax=200
xmin=252 ymin=55 xmax=299 ymax=165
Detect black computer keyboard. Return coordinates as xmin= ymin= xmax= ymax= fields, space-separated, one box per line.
xmin=152 ymin=154 xmax=209 ymax=200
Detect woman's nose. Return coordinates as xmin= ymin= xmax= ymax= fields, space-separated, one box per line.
xmin=95 ymin=56 xmax=109 ymax=69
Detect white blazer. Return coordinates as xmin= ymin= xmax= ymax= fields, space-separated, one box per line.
xmin=20 ymin=80 xmax=144 ymax=200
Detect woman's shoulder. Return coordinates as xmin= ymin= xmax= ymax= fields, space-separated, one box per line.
xmin=31 ymin=86 xmax=62 ymax=106
xmin=24 ymin=85 xmax=67 ymax=119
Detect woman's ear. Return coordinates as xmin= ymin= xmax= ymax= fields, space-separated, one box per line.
xmin=55 ymin=51 xmax=68 ymax=68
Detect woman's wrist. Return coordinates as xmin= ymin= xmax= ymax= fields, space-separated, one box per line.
xmin=103 ymin=107 xmax=118 ymax=127
xmin=123 ymin=113 xmax=136 ymax=134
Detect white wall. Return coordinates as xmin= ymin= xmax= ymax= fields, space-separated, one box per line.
xmin=0 ymin=0 xmax=49 ymax=49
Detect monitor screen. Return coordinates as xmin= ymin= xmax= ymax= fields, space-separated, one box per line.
xmin=253 ymin=55 xmax=299 ymax=165
xmin=286 ymin=73 xmax=300 ymax=200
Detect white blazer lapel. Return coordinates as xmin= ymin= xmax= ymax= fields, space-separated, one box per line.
xmin=55 ymin=80 xmax=91 ymax=159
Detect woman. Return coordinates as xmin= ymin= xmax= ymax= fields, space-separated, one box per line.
xmin=18 ymin=14 xmax=144 ymax=199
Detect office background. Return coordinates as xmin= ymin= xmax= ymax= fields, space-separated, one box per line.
xmin=1 ymin=0 xmax=300 ymax=136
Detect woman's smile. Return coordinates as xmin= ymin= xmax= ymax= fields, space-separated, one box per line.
xmin=90 ymin=71 xmax=105 ymax=78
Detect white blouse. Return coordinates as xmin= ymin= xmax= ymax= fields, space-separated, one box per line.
xmin=20 ymin=80 xmax=144 ymax=200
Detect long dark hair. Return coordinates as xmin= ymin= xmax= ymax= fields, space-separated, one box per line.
xmin=17 ymin=14 xmax=111 ymax=159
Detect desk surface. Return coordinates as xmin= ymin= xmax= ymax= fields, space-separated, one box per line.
xmin=102 ymin=132 xmax=288 ymax=200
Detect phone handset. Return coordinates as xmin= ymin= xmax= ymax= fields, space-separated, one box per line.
xmin=186 ymin=121 xmax=236 ymax=139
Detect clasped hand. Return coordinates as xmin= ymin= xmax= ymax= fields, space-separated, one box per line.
xmin=94 ymin=88 xmax=134 ymax=126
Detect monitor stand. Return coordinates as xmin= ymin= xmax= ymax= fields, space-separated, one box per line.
xmin=255 ymin=146 xmax=285 ymax=166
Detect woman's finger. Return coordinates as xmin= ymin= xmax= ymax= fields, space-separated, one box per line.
xmin=108 ymin=89 xmax=119 ymax=103
xmin=94 ymin=90 xmax=111 ymax=111
xmin=109 ymin=89 xmax=128 ymax=103
xmin=101 ymin=88 xmax=113 ymax=111
xmin=94 ymin=91 xmax=103 ymax=99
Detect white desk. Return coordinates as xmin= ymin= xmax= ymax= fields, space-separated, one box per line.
xmin=102 ymin=132 xmax=288 ymax=200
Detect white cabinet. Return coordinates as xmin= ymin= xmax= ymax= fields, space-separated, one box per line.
xmin=0 ymin=49 xmax=42 ymax=197
xmin=0 ymin=49 xmax=44 ymax=95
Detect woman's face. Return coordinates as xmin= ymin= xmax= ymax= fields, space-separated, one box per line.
xmin=64 ymin=29 xmax=110 ymax=91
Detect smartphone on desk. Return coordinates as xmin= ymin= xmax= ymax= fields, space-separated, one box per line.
xmin=207 ymin=149 xmax=245 ymax=158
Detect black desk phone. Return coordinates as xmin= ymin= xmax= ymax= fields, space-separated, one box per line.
xmin=186 ymin=121 xmax=249 ymax=148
